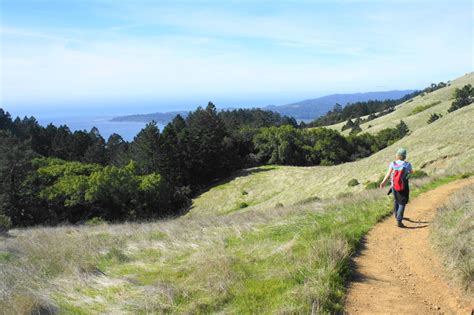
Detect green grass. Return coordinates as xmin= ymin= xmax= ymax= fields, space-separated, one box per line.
xmin=410 ymin=100 xmax=442 ymax=115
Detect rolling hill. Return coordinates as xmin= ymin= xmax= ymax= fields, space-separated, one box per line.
xmin=1 ymin=73 xmax=472 ymax=314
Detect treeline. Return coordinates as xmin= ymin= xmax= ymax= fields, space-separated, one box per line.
xmin=306 ymin=91 xmax=420 ymax=127
xmin=0 ymin=105 xmax=296 ymax=227
xmin=1 ymin=103 xmax=409 ymax=228
xmin=253 ymin=121 xmax=409 ymax=165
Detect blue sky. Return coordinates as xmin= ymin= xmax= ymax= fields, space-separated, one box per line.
xmin=1 ymin=0 xmax=473 ymax=111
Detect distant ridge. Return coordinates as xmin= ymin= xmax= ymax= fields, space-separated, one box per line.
xmin=111 ymin=90 xmax=415 ymax=123
xmin=264 ymin=90 xmax=416 ymax=120
xmin=111 ymin=111 xmax=189 ymax=123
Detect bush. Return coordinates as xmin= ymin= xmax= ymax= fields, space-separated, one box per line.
xmin=275 ymin=202 xmax=284 ymax=208
xmin=448 ymin=84 xmax=473 ymax=112
xmin=427 ymin=113 xmax=442 ymax=124
xmin=0 ymin=214 xmax=12 ymax=234
xmin=410 ymin=170 xmax=428 ymax=179
xmin=241 ymin=190 xmax=248 ymax=195
xmin=238 ymin=202 xmax=249 ymax=209
xmin=347 ymin=179 xmax=359 ymax=187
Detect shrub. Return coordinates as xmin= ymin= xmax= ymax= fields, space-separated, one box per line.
xmin=448 ymin=84 xmax=474 ymax=112
xmin=238 ymin=202 xmax=249 ymax=209
xmin=347 ymin=179 xmax=359 ymax=187
xmin=275 ymin=203 xmax=284 ymax=208
xmin=241 ymin=190 xmax=248 ymax=195
xmin=410 ymin=170 xmax=428 ymax=179
xmin=427 ymin=113 xmax=442 ymax=124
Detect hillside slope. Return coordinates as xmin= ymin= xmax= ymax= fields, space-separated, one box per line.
xmin=327 ymin=72 xmax=473 ymax=135
xmin=190 ymin=97 xmax=474 ymax=217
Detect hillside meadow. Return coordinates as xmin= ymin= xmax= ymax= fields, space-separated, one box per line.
xmin=328 ymin=72 xmax=473 ymax=135
xmin=1 ymin=73 xmax=473 ymax=314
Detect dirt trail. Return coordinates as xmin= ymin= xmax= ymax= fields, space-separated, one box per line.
xmin=345 ymin=177 xmax=474 ymax=314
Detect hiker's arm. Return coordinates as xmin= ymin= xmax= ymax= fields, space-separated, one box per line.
xmin=379 ymin=167 xmax=392 ymax=188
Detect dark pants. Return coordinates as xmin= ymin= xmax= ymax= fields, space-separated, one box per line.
xmin=393 ymin=200 xmax=406 ymax=223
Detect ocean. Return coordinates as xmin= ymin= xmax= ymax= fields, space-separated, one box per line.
xmin=35 ymin=115 xmax=152 ymax=141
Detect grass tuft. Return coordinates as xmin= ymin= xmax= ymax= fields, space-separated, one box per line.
xmin=431 ymin=183 xmax=474 ymax=292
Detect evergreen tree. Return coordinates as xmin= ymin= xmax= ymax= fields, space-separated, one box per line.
xmin=106 ymin=133 xmax=129 ymax=167
xmin=82 ymin=127 xmax=108 ymax=165
xmin=158 ymin=115 xmax=190 ymax=186
xmin=130 ymin=121 xmax=161 ymax=174
xmin=185 ymin=102 xmax=230 ymax=186
xmin=427 ymin=113 xmax=442 ymax=124
xmin=396 ymin=120 xmax=409 ymax=137
xmin=448 ymin=84 xmax=474 ymax=112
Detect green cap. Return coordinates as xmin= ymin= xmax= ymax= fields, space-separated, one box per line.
xmin=397 ymin=148 xmax=407 ymax=157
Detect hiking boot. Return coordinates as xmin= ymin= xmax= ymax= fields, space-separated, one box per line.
xmin=397 ymin=221 xmax=405 ymax=228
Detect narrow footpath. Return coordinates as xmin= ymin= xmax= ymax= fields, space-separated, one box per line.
xmin=345 ymin=177 xmax=474 ymax=314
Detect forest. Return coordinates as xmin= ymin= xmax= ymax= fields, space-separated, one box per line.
xmin=1 ymin=103 xmax=410 ymax=228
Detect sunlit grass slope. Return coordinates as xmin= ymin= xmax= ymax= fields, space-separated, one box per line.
xmin=327 ymin=72 xmax=473 ymax=135
xmin=191 ymin=101 xmax=474 ymax=216
xmin=1 ymin=73 xmax=473 ymax=314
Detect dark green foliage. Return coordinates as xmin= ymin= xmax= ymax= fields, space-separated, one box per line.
xmin=396 ymin=120 xmax=409 ymax=137
xmin=341 ymin=119 xmax=355 ymax=131
xmin=26 ymin=158 xmax=172 ymax=223
xmin=106 ymin=133 xmax=129 ymax=167
xmin=0 ymin=131 xmax=39 ymax=226
xmin=253 ymin=126 xmax=349 ymax=166
xmin=185 ymin=103 xmax=239 ymax=187
xmin=423 ymin=82 xmax=447 ymax=93
xmin=218 ymin=108 xmax=297 ymax=131
xmin=349 ymin=124 xmax=362 ymax=135
xmin=347 ymin=179 xmax=359 ymax=187
xmin=448 ymin=84 xmax=474 ymax=112
xmin=238 ymin=202 xmax=249 ymax=209
xmin=427 ymin=113 xmax=442 ymax=124
xmin=130 ymin=121 xmax=161 ymax=174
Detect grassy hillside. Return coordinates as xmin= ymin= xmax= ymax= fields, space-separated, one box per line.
xmin=328 ymin=72 xmax=473 ymax=135
xmin=1 ymin=73 xmax=473 ymax=314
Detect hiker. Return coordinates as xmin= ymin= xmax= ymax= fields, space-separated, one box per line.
xmin=379 ymin=148 xmax=413 ymax=227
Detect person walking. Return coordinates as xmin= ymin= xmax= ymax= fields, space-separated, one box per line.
xmin=380 ymin=148 xmax=413 ymax=227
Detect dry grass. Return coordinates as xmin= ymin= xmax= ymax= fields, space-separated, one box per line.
xmin=327 ymin=72 xmax=474 ymax=135
xmin=0 ymin=198 xmax=325 ymax=314
xmin=431 ymin=183 xmax=474 ymax=293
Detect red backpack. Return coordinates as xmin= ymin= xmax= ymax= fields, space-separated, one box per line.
xmin=392 ymin=161 xmax=406 ymax=192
